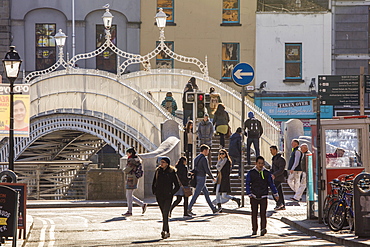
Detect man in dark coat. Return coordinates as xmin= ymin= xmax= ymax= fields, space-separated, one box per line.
xmin=270 ymin=145 xmax=286 ymax=210
xmin=182 ymin=83 xmax=193 ymax=126
xmin=246 ymin=156 xmax=278 ymax=236
xmin=244 ymin=111 xmax=263 ymax=166
xmin=229 ymin=127 xmax=242 ymax=177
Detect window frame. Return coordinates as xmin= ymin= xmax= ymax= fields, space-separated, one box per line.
xmin=221 ymin=42 xmax=239 ymax=80
xmin=157 ymin=0 xmax=174 ymax=23
xmin=35 ymin=23 xmax=57 ymax=70
xmin=96 ymin=24 xmax=117 ymax=73
xmin=222 ymin=0 xmax=240 ymax=24
xmin=156 ymin=41 xmax=174 ymax=69
xmin=285 ymin=43 xmax=302 ymax=80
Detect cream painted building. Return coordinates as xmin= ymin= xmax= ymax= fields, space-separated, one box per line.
xmin=140 ymin=1 xmax=256 ymax=90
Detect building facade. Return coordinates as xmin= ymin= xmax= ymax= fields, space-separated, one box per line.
xmin=1 ymin=0 xmax=141 ymax=82
xmin=140 ymin=0 xmax=257 ymax=90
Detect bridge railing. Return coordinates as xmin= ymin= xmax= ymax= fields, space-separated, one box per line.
xmin=118 ymin=69 xmax=281 ymax=160
xmin=0 ymin=161 xmax=87 ymax=200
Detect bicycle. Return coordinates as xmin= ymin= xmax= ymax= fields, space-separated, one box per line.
xmin=322 ymin=178 xmax=341 ymax=225
xmin=328 ymin=174 xmax=354 ymax=232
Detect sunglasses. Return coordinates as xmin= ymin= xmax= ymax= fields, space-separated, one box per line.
xmin=219 ymin=153 xmax=226 ymax=155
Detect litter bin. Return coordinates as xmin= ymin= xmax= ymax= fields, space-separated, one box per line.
xmin=353 ymin=172 xmax=370 ymax=237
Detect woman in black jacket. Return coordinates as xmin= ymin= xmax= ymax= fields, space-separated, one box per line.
xmin=152 ymin=157 xmax=180 ymax=239
xmin=169 ymin=157 xmax=191 ymax=217
xmin=213 ymin=103 xmax=230 ymax=148
xmin=214 ymin=149 xmax=241 ymax=211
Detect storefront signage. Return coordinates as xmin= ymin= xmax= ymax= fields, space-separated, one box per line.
xmin=278 ymin=101 xmax=310 ymax=108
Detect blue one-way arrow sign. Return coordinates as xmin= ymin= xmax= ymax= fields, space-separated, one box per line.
xmin=232 ymin=63 xmax=255 ymax=86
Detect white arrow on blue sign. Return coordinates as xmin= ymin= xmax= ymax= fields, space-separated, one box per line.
xmin=232 ymin=63 xmax=255 ymax=86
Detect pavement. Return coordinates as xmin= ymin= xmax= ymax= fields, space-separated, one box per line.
xmin=3 ymin=195 xmax=370 ymax=247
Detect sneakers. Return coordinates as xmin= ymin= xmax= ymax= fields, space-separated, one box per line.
xmin=261 ymin=228 xmax=267 ymax=236
xmin=161 ymin=231 xmax=170 ymax=239
xmin=122 ymin=211 xmax=132 ymax=216
xmin=183 ymin=214 xmax=192 ymax=218
xmin=252 ymin=231 xmax=257 ymax=235
xmin=187 ymin=209 xmax=196 ymax=216
xmin=291 ymin=197 xmax=299 ymax=202
xmin=142 ymin=203 xmax=148 ymax=214
xmin=212 ymin=207 xmax=222 ymax=214
xmin=274 ymin=204 xmax=286 ymax=210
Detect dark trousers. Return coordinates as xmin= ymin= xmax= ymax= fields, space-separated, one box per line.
xmin=220 ymin=133 xmax=225 ymax=148
xmin=183 ymin=109 xmax=193 ymax=126
xmin=231 ymin=156 xmax=242 ymax=177
xmin=274 ymin=181 xmax=285 ymax=206
xmin=186 ymin=144 xmax=193 ymax=167
xmin=170 ymin=196 xmax=188 ymax=215
xmin=250 ymin=197 xmax=267 ymax=232
xmin=156 ymin=197 xmax=172 ymax=232
xmin=246 ymin=138 xmax=260 ymax=166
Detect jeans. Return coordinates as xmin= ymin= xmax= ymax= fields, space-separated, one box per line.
xmin=215 ymin=184 xmax=233 ymax=204
xmin=250 ymin=197 xmax=267 ymax=232
xmin=247 ymin=138 xmax=260 ymax=166
xmin=183 ymin=109 xmax=193 ymax=126
xmin=273 ymin=181 xmax=285 ymax=206
xmin=126 ymin=189 xmax=144 ymax=213
xmin=157 ymin=197 xmax=172 ymax=232
xmin=188 ymin=176 xmax=216 ymax=211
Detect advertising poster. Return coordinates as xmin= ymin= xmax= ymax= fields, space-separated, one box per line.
xmin=0 ymin=84 xmax=30 ymax=137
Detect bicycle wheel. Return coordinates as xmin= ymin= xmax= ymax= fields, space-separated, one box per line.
xmin=328 ymin=201 xmax=346 ymax=231
xmin=323 ymin=196 xmax=338 ymax=225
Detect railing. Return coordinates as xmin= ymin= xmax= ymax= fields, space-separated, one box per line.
xmin=119 ymin=69 xmax=281 ymax=160
xmin=0 ymin=161 xmax=89 ymax=200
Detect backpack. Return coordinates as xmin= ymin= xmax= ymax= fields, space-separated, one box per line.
xmin=210 ymin=94 xmax=219 ymax=109
xmin=134 ymin=163 xmax=143 ymax=178
xmin=165 ymin=100 xmax=173 ymax=114
xmin=247 ymin=119 xmax=261 ymax=137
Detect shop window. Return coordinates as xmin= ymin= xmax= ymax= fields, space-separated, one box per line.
xmin=222 ymin=0 xmax=239 ymax=23
xmin=221 ymin=43 xmax=239 ymax=80
xmin=285 ymin=43 xmax=302 ymax=80
xmin=96 ymin=25 xmax=117 ymax=73
xmin=35 ymin=24 xmax=56 ymax=70
xmin=157 ymin=0 xmax=174 ymax=23
xmin=156 ymin=41 xmax=174 ymax=69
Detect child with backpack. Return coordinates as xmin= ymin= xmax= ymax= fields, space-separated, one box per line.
xmin=161 ymin=92 xmax=178 ymax=116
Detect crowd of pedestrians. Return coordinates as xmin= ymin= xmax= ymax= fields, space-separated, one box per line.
xmin=122 ymin=77 xmax=312 ymax=239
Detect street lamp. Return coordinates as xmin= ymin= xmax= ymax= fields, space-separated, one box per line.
xmin=155 ymin=8 xmax=167 ymax=41
xmin=2 ymin=46 xmax=22 ymax=171
xmin=102 ymin=8 xmax=114 ymax=39
xmin=54 ymin=29 xmax=67 ymax=59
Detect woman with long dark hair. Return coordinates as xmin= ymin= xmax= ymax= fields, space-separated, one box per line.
xmin=214 ymin=149 xmax=241 ymax=211
xmin=213 ymin=103 xmax=230 ymax=148
xmin=169 ymin=156 xmax=191 ymax=217
xmin=184 ymin=120 xmax=194 ymax=167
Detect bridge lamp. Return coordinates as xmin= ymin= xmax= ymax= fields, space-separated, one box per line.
xmin=54 ymin=29 xmax=67 ymax=58
xmin=155 ymin=8 xmax=167 ymax=41
xmin=2 ymin=46 xmax=22 ymax=171
xmin=102 ymin=8 xmax=114 ymax=30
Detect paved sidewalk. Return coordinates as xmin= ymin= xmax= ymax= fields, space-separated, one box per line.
xmin=6 ymin=196 xmax=370 ymax=246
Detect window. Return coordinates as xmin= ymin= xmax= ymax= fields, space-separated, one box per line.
xmin=285 ymin=43 xmax=302 ymax=80
xmin=96 ymin=25 xmax=117 ymax=73
xmin=157 ymin=0 xmax=174 ymax=23
xmin=222 ymin=43 xmax=239 ymax=80
xmin=156 ymin=41 xmax=174 ymax=69
xmin=35 ymin=24 xmax=56 ymax=70
xmin=222 ymin=0 xmax=239 ymax=23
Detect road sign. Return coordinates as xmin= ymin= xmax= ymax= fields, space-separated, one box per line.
xmin=318 ymin=75 xmax=359 ymax=106
xmin=232 ymin=63 xmax=254 ymax=86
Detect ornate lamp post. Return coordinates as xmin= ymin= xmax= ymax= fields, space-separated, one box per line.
xmin=102 ymin=8 xmax=114 ymax=39
xmin=2 ymin=46 xmax=22 ymax=171
xmin=54 ymin=29 xmax=67 ymax=60
xmin=155 ymin=8 xmax=167 ymax=41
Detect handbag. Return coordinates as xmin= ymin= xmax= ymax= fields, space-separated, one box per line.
xmin=225 ymin=125 xmax=232 ymax=138
xmin=176 ymin=174 xmax=193 ymax=197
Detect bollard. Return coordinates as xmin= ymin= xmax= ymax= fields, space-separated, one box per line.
xmin=353 ymin=172 xmax=370 ymax=237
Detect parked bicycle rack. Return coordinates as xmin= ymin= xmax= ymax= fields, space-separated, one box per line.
xmin=353 ymin=172 xmax=370 ymax=237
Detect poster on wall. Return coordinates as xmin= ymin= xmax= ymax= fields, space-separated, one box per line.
xmin=0 ymin=84 xmax=30 ymax=137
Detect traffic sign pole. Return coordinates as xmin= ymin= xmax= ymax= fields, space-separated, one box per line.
xmin=241 ymin=86 xmax=245 ymax=207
